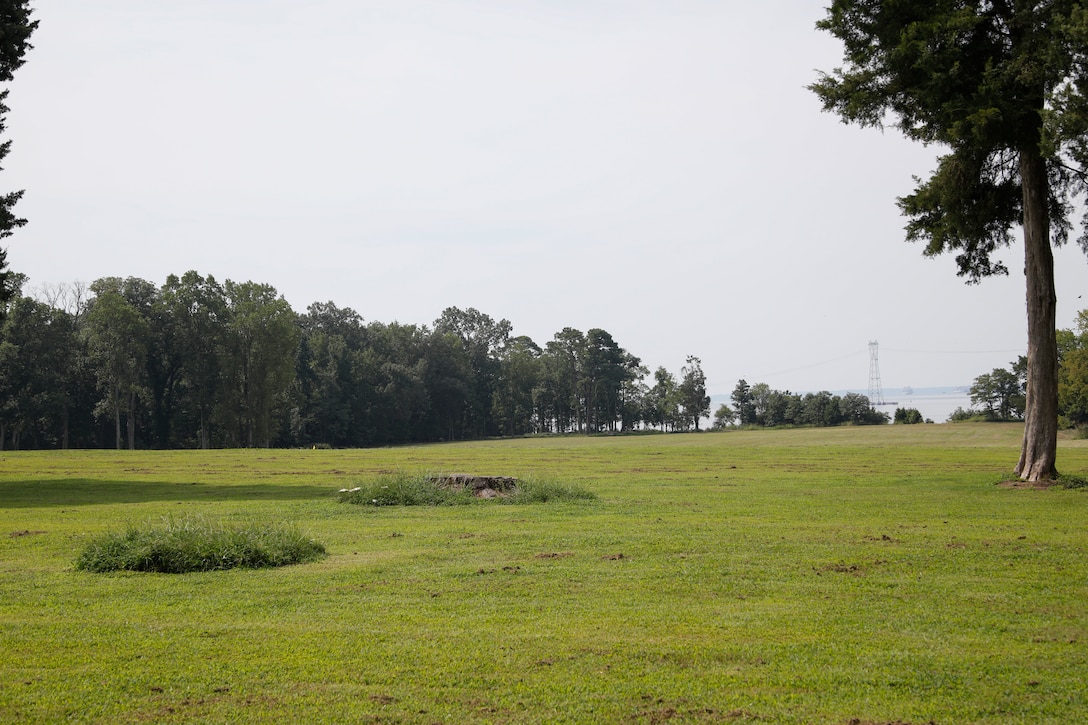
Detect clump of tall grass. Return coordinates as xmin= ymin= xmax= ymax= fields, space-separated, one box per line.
xmin=1058 ymin=472 xmax=1088 ymax=489
xmin=338 ymin=472 xmax=477 ymax=506
xmin=338 ymin=472 xmax=597 ymax=506
xmin=75 ymin=515 xmax=327 ymax=573
xmin=500 ymin=477 xmax=598 ymax=504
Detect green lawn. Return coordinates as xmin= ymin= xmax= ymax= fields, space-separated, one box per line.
xmin=1 ymin=424 xmax=1087 ymax=723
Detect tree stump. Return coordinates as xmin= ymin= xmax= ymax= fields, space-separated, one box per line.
xmin=429 ymin=474 xmax=519 ymax=497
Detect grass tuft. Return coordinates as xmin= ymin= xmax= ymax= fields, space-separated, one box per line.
xmin=74 ymin=514 xmax=327 ymax=573
xmin=499 ymin=476 xmax=598 ymax=504
xmin=338 ymin=472 xmax=597 ymax=506
xmin=338 ymin=472 xmax=475 ymax=506
xmin=1057 ymin=472 xmax=1088 ymax=489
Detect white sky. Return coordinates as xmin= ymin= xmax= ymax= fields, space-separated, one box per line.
xmin=6 ymin=1 xmax=1088 ymax=394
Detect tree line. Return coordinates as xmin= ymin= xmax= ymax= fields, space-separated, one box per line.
xmin=0 ymin=273 xmax=713 ymax=450
xmin=711 ymin=380 xmax=889 ymax=429
xmin=942 ymin=310 xmax=1088 ymax=427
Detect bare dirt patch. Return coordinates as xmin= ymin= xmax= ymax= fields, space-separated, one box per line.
xmin=997 ymin=479 xmax=1055 ymax=490
xmin=846 ymin=720 xmax=938 ymax=725
xmin=816 ymin=560 xmax=887 ymax=576
xmin=8 ymin=530 xmax=46 ymax=538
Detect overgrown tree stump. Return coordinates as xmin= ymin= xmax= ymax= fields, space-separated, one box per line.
xmin=429 ymin=474 xmax=519 ymax=498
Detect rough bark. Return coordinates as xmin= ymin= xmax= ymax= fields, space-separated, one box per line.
xmin=1015 ymin=148 xmax=1059 ymax=481
xmin=114 ymin=398 xmax=122 ymax=450
xmin=127 ymin=388 xmax=137 ymax=450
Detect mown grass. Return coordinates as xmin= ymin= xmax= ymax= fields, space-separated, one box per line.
xmin=1 ymin=424 xmax=1087 ymax=723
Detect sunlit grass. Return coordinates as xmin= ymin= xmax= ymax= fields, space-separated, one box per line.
xmin=1 ymin=424 xmax=1087 ymax=723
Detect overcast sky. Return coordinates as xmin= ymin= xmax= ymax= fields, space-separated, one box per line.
xmin=6 ymin=1 xmax=1088 ymax=395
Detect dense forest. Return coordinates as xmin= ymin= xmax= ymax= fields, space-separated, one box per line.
xmin=0 ymin=272 xmax=721 ymax=450
xmin=12 ymin=272 xmax=1088 ymax=450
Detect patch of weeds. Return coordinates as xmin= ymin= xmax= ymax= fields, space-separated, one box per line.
xmin=9 ymin=529 xmax=46 ymax=538
xmin=338 ymin=472 xmax=597 ymax=506
xmin=75 ymin=514 xmax=326 ymax=573
xmin=1057 ymin=473 xmax=1088 ymax=489
xmin=338 ymin=472 xmax=476 ymax=506
xmin=499 ymin=477 xmax=597 ymax=504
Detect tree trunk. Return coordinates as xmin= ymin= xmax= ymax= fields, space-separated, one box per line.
xmin=1015 ymin=147 xmax=1059 ymax=481
xmin=127 ymin=388 xmax=137 ymax=450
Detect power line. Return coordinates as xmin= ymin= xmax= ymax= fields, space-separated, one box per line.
xmin=752 ymin=349 xmax=866 ymax=381
xmin=748 ymin=345 xmax=1022 ymax=384
xmin=882 ymin=347 xmax=1023 ymax=355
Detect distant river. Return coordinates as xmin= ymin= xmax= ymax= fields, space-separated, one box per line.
xmin=706 ymin=388 xmax=977 ymax=426
xmin=874 ymin=389 xmax=974 ymax=423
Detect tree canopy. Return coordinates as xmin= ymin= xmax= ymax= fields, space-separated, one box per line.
xmin=0 ymin=1 xmax=36 ymax=316
xmin=0 ymin=273 xmax=714 ymax=449
xmin=812 ymin=1 xmax=1088 ymax=480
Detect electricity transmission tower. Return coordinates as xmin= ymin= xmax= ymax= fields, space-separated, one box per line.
xmin=868 ymin=340 xmax=886 ymax=405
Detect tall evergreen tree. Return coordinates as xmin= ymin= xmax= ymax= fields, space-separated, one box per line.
xmin=812 ymin=1 xmax=1088 ymax=480
xmin=0 ymin=1 xmax=36 ymax=317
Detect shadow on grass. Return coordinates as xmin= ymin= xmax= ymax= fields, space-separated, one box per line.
xmin=0 ymin=479 xmax=333 ymax=508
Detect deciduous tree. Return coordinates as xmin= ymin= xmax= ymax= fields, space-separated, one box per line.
xmin=83 ymin=287 xmax=150 ymax=449
xmin=221 ymin=281 xmax=299 ymax=448
xmin=679 ymin=355 xmax=711 ymax=431
xmin=712 ymin=403 xmax=736 ymax=430
xmin=1058 ymin=310 xmax=1088 ymax=429
xmin=731 ymin=379 xmax=755 ymax=426
xmin=970 ymin=363 xmax=1026 ymax=421
xmin=161 ymin=272 xmax=227 ymax=448
xmin=434 ymin=307 xmax=511 ymax=437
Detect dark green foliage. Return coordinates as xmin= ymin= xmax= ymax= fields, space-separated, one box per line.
xmin=1057 ymin=472 xmax=1088 ymax=489
xmin=5 ymin=277 xmax=715 ymax=448
xmin=711 ymin=403 xmax=736 ymax=430
xmin=948 ymin=406 xmax=986 ymax=423
xmin=0 ymin=1 xmax=36 ymax=316
xmin=731 ymin=379 xmax=755 ymax=425
xmin=1059 ymin=311 xmax=1088 ymax=428
xmin=894 ymin=407 xmax=926 ymax=424
xmin=729 ymin=380 xmax=886 ymax=428
xmin=0 ymin=296 xmax=80 ymax=449
xmin=811 ymin=2 xmax=1088 ymax=268
xmin=75 ymin=515 xmax=326 ymax=573
xmin=970 ymin=359 xmax=1027 ymax=421
xmin=679 ymin=355 xmax=711 ymax=431
xmin=645 ymin=366 xmax=682 ymax=431
xmin=3 ymin=285 xmax=688 ymax=447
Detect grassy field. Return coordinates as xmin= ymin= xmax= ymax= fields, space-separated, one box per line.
xmin=1 ymin=424 xmax=1087 ymax=724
